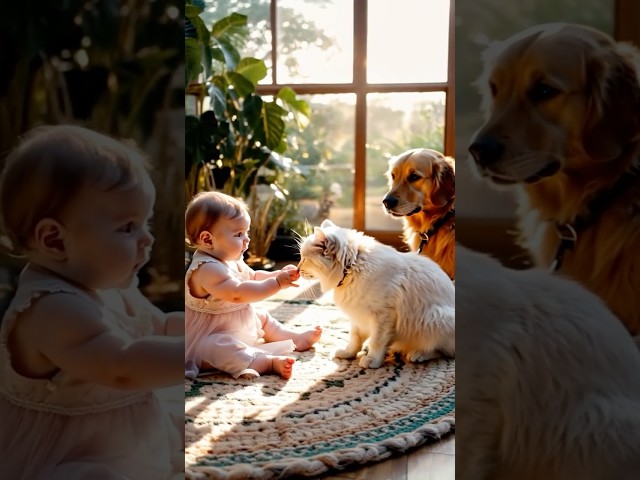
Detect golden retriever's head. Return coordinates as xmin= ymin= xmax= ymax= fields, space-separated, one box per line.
xmin=383 ymin=148 xmax=455 ymax=217
xmin=468 ymin=23 xmax=640 ymax=187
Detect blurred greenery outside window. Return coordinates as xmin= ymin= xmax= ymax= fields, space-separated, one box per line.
xmin=200 ymin=0 xmax=453 ymax=239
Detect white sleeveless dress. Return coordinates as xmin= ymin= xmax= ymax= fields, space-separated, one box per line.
xmin=185 ymin=251 xmax=294 ymax=378
xmin=0 ymin=266 xmax=182 ymax=480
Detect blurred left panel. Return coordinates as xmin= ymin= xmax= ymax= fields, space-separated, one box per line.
xmin=0 ymin=2 xmax=185 ymax=479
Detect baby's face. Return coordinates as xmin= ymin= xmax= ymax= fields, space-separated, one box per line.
xmin=60 ymin=182 xmax=155 ymax=289
xmin=210 ymin=216 xmax=250 ymax=262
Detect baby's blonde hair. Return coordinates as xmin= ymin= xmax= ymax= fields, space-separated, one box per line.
xmin=0 ymin=124 xmax=153 ymax=255
xmin=185 ymin=191 xmax=249 ymax=246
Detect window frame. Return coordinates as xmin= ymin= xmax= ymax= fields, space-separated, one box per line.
xmin=256 ymin=0 xmax=455 ymax=247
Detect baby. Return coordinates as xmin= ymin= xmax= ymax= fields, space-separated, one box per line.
xmin=0 ymin=125 xmax=184 ymax=479
xmin=184 ymin=191 xmax=322 ymax=380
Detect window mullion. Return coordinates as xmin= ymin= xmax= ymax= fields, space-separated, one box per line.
xmin=270 ymin=0 xmax=278 ymax=85
xmin=353 ymin=0 xmax=368 ymax=231
xmin=445 ymin=0 xmax=455 ymax=157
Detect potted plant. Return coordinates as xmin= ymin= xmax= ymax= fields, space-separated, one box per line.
xmin=185 ymin=3 xmax=310 ymax=268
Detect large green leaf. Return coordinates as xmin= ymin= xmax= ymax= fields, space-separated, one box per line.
xmin=227 ymin=71 xmax=255 ymax=98
xmin=212 ymin=36 xmax=241 ymax=70
xmin=276 ymin=87 xmax=311 ymax=117
xmin=236 ymin=58 xmax=267 ymax=85
xmin=276 ymin=86 xmax=311 ymax=129
xmin=243 ymin=95 xmax=264 ymax=135
xmin=210 ymin=76 xmax=228 ymax=119
xmin=189 ymin=11 xmax=210 ymax=43
xmin=185 ymin=4 xmax=204 ymax=18
xmin=262 ymin=102 xmax=287 ymax=151
xmin=211 ymin=13 xmax=247 ymax=37
xmin=185 ymin=37 xmax=203 ymax=83
xmin=273 ymin=137 xmax=288 ymax=154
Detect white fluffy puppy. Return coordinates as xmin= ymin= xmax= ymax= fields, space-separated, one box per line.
xmin=456 ymin=244 xmax=640 ymax=480
xmin=298 ymin=219 xmax=455 ymax=368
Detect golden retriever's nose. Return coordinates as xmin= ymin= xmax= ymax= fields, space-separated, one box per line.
xmin=469 ymin=135 xmax=505 ymax=167
xmin=382 ymin=195 xmax=398 ymax=209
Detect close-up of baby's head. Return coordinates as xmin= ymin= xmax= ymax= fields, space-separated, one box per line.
xmin=185 ymin=191 xmax=250 ymax=260
xmin=0 ymin=125 xmax=154 ymax=254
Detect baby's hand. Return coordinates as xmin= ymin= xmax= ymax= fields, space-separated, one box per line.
xmin=281 ymin=264 xmax=298 ymax=272
xmin=276 ymin=268 xmax=300 ymax=288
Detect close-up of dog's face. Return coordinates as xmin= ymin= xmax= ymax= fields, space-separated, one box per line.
xmin=383 ymin=148 xmax=455 ymax=216
xmin=468 ymin=23 xmax=640 ymax=187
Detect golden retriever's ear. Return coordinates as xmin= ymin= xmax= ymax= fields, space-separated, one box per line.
xmin=430 ymin=156 xmax=455 ymax=207
xmin=582 ymin=43 xmax=640 ymax=161
xmin=474 ymin=40 xmax=503 ymax=119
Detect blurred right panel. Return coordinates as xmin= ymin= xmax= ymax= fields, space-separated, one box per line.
xmin=455 ymin=0 xmax=640 ymax=478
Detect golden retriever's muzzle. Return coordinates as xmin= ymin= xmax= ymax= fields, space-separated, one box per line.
xmin=382 ymin=195 xmax=421 ymax=216
xmin=468 ymin=131 xmax=562 ymax=185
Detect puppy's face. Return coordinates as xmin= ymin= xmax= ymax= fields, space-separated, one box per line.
xmin=298 ymin=220 xmax=358 ymax=282
xmin=383 ymin=148 xmax=455 ymax=216
xmin=468 ymin=23 xmax=640 ymax=187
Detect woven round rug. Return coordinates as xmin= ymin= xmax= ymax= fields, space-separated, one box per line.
xmin=185 ymin=300 xmax=455 ymax=479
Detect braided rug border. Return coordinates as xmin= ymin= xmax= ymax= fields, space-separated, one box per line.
xmin=186 ymin=299 xmax=455 ymax=480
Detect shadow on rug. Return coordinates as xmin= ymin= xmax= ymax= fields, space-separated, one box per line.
xmin=185 ymin=300 xmax=455 ymax=479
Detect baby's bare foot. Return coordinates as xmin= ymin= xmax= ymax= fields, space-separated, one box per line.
xmin=272 ymin=357 xmax=295 ymax=379
xmin=294 ymin=326 xmax=323 ymax=351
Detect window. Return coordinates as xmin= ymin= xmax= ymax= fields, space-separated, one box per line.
xmin=205 ymin=0 xmax=453 ymax=245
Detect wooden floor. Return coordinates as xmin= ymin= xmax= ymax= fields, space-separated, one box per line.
xmin=317 ymin=435 xmax=455 ymax=479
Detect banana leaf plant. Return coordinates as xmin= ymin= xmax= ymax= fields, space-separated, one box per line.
xmin=185 ymin=3 xmax=310 ymax=267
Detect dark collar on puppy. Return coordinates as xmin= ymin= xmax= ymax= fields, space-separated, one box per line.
xmin=551 ymin=166 xmax=640 ymax=272
xmin=336 ymin=252 xmax=359 ymax=288
xmin=336 ymin=267 xmax=349 ymax=287
xmin=418 ymin=208 xmax=455 ymax=254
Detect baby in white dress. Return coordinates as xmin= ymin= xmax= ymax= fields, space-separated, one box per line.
xmin=184 ymin=191 xmax=322 ymax=380
xmin=0 ymin=125 xmax=184 ymax=479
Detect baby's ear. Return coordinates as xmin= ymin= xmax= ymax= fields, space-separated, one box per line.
xmin=198 ymin=230 xmax=214 ymax=247
xmin=34 ymin=218 xmax=66 ymax=259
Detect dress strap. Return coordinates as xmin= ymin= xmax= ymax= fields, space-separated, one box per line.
xmin=0 ymin=278 xmax=85 ymax=340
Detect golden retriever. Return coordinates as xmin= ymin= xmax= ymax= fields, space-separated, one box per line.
xmin=383 ymin=148 xmax=455 ymax=280
xmin=468 ymin=23 xmax=640 ymax=335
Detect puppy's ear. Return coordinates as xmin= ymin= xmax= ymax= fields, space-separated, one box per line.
xmin=313 ymin=226 xmax=327 ymax=244
xmin=430 ymin=156 xmax=455 ymax=208
xmin=582 ymin=43 xmax=640 ymax=161
xmin=320 ymin=219 xmax=336 ymax=229
xmin=327 ymin=229 xmax=358 ymax=268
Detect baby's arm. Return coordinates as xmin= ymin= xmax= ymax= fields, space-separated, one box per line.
xmin=253 ymin=264 xmax=298 ymax=281
xmin=164 ymin=311 xmax=184 ymax=336
xmin=120 ymin=284 xmax=183 ymax=336
xmin=23 ymin=293 xmax=183 ymax=390
xmin=193 ymin=262 xmax=299 ymax=304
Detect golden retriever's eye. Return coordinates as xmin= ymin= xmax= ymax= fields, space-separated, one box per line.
xmin=391 ymin=173 xmax=395 ymax=181
xmin=408 ymin=173 xmax=421 ymax=182
xmin=529 ymin=82 xmax=560 ymax=102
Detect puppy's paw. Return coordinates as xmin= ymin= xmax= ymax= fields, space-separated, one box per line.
xmin=359 ymin=354 xmax=384 ymax=369
xmin=406 ymin=350 xmax=441 ymax=363
xmin=334 ymin=348 xmax=358 ymax=359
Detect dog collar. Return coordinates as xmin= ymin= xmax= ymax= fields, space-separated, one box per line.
xmin=550 ymin=167 xmax=640 ymax=272
xmin=336 ymin=267 xmax=350 ymax=287
xmin=418 ymin=208 xmax=455 ymax=254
